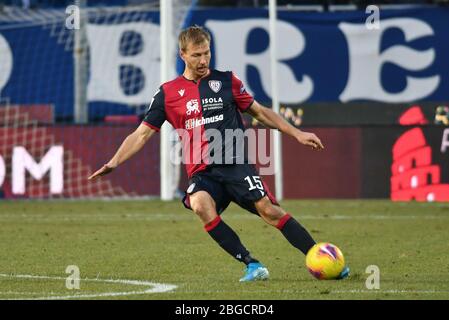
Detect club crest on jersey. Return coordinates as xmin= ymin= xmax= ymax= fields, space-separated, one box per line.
xmin=186 ymin=99 xmax=200 ymax=115
xmin=208 ymin=80 xmax=222 ymax=93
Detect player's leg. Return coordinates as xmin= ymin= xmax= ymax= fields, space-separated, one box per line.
xmin=222 ymin=164 xmax=349 ymax=279
xmin=254 ymin=198 xmax=350 ymax=279
xmin=188 ymin=190 xmax=268 ymax=281
xmin=253 ymin=196 xmax=316 ymax=256
xmin=220 ymin=164 xmax=315 ymax=256
xmin=184 ymin=179 xmax=266 ymax=281
xmin=188 ymin=190 xmax=218 ymax=224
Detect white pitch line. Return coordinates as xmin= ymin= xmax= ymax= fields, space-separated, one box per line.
xmin=0 ymin=213 xmax=447 ymax=222
xmin=331 ymin=289 xmax=449 ymax=294
xmin=316 ymin=289 xmax=449 ymax=294
xmin=178 ymin=289 xmax=449 ymax=295
xmin=0 ymin=273 xmax=177 ymax=300
xmin=1 ymin=274 xmax=447 ymax=298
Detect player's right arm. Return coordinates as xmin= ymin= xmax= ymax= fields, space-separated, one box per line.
xmin=88 ymin=86 xmax=166 ymax=180
xmin=88 ymin=124 xmax=156 ymax=180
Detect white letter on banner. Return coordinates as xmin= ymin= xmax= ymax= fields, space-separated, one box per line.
xmin=0 ymin=155 xmax=5 ymax=188
xmin=441 ymin=128 xmax=449 ymax=153
xmin=0 ymin=34 xmax=13 ymax=96
xmin=12 ymin=146 xmax=64 ymax=195
xmin=87 ymin=23 xmax=164 ymax=104
xmin=339 ymin=18 xmax=440 ymax=103
xmin=206 ymin=19 xmax=313 ymax=104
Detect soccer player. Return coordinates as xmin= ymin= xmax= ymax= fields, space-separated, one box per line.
xmin=88 ymin=25 xmax=349 ymax=282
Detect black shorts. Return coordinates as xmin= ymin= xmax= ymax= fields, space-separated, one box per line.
xmin=182 ymin=164 xmax=279 ymax=215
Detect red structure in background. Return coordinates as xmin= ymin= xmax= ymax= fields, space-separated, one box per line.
xmin=391 ymin=106 xmax=449 ymax=201
xmin=397 ymin=105 xmax=429 ymax=126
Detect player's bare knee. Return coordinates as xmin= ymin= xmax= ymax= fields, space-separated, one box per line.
xmin=255 ymin=197 xmax=283 ymax=225
xmin=190 ymin=193 xmax=217 ymax=223
xmin=191 ymin=200 xmax=209 ymax=216
xmin=263 ymin=208 xmax=283 ymax=225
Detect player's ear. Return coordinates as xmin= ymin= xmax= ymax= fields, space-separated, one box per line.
xmin=179 ymin=49 xmax=186 ymax=62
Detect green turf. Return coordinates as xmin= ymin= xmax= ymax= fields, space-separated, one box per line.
xmin=0 ymin=200 xmax=448 ymax=300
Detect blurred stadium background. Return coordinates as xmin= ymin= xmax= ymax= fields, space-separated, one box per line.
xmin=1 ymin=0 xmax=449 ymax=202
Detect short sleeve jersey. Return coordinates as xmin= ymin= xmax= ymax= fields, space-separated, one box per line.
xmin=143 ymin=69 xmax=254 ymax=177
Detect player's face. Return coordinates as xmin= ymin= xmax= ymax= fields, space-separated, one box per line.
xmin=181 ymin=41 xmax=211 ymax=79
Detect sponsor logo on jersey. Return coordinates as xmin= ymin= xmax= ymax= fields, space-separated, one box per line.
xmin=186 ymin=99 xmax=200 ymax=115
xmin=202 ymin=97 xmax=222 ymax=105
xmin=202 ymin=97 xmax=224 ymax=111
xmin=185 ymin=114 xmax=224 ymax=130
xmin=208 ymin=80 xmax=222 ymax=93
xmin=178 ymin=89 xmax=185 ymax=97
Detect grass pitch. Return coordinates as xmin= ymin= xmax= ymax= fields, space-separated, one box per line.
xmin=0 ymin=199 xmax=448 ymax=300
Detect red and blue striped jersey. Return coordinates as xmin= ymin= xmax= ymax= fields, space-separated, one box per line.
xmin=142 ymin=69 xmax=254 ymax=178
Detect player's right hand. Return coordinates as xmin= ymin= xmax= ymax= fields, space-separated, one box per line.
xmin=88 ymin=164 xmax=115 ymax=180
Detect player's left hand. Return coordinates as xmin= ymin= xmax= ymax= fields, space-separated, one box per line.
xmin=296 ymin=131 xmax=324 ymax=150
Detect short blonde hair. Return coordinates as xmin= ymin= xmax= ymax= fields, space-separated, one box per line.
xmin=178 ymin=25 xmax=211 ymax=52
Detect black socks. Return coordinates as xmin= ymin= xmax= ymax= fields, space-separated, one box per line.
xmin=205 ymin=214 xmax=315 ymax=265
xmin=276 ymin=214 xmax=316 ymax=255
xmin=205 ymin=216 xmax=258 ymax=265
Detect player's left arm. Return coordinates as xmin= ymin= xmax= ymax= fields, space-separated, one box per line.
xmin=246 ymin=100 xmax=324 ymax=150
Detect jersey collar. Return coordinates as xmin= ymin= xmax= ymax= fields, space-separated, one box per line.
xmin=182 ymin=69 xmax=211 ymax=84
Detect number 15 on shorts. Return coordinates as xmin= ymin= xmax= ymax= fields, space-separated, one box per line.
xmin=245 ymin=176 xmax=263 ymax=191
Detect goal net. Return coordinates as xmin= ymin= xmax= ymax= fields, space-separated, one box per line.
xmin=0 ymin=1 xmax=195 ymax=199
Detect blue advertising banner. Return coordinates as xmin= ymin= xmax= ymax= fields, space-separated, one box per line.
xmin=0 ymin=7 xmax=448 ymax=120
xmin=193 ymin=8 xmax=449 ymax=105
xmin=0 ymin=9 xmax=160 ymax=120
